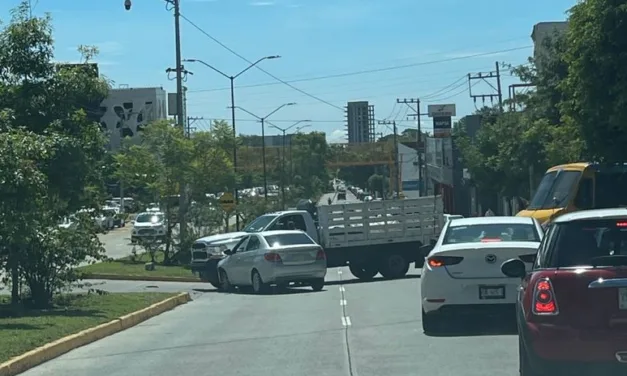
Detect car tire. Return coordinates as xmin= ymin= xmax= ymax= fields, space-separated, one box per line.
xmin=251 ymin=270 xmax=268 ymax=294
xmin=422 ymin=309 xmax=443 ymax=335
xmin=219 ymin=269 xmax=234 ymax=292
xmin=349 ymin=263 xmax=378 ymax=280
xmin=380 ymin=254 xmax=410 ymax=279
xmin=310 ymin=278 xmax=324 ymax=291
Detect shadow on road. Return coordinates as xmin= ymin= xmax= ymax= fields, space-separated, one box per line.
xmin=424 ymin=319 xmax=517 ymax=338
xmin=325 ymin=274 xmax=420 ymax=286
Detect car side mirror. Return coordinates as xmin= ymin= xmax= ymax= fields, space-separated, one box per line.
xmin=501 ymin=259 xmax=527 ymax=278
xmin=223 ymin=249 xmax=234 ymax=256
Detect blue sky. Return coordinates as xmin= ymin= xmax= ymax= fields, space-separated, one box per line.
xmin=5 ymin=0 xmax=575 ymax=141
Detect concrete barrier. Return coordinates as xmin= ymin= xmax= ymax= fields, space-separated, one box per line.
xmin=0 ymin=292 xmax=191 ymax=376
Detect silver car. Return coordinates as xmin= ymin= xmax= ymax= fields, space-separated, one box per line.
xmin=217 ymin=230 xmax=327 ymax=294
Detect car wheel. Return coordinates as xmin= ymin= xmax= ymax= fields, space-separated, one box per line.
xmin=251 ymin=270 xmax=268 ymax=294
xmin=310 ymin=278 xmax=324 ymax=291
xmin=380 ymin=254 xmax=410 ymax=279
xmin=422 ymin=309 xmax=443 ymax=335
xmin=219 ymin=269 xmax=234 ymax=292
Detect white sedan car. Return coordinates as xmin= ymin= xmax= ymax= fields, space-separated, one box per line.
xmin=420 ymin=216 xmax=543 ymax=333
xmin=217 ymin=230 xmax=327 ymax=294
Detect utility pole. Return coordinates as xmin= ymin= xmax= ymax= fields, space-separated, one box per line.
xmin=378 ymin=120 xmax=400 ymax=196
xmin=187 ymin=116 xmax=204 ymax=135
xmin=468 ymin=61 xmax=503 ymax=112
xmin=397 ymin=98 xmax=423 ymax=196
xmin=508 ymin=83 xmax=535 ymax=111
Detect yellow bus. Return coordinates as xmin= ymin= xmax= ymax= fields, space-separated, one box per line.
xmin=516 ymin=162 xmax=627 ymax=224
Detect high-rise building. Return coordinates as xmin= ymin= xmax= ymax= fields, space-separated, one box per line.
xmin=345 ymin=101 xmax=374 ymax=143
xmin=531 ymin=21 xmax=568 ymax=69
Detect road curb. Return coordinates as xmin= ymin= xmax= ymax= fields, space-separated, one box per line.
xmin=82 ymin=273 xmax=200 ymax=283
xmin=0 ymin=292 xmax=191 ymax=376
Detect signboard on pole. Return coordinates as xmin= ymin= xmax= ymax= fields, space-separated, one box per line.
xmin=427 ymin=104 xmax=456 ymax=118
xmin=219 ymin=192 xmax=235 ymax=212
xmin=433 ymin=116 xmax=452 ymax=138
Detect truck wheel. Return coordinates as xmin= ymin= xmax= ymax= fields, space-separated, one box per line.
xmin=310 ymin=278 xmax=324 ymax=291
xmin=349 ymin=263 xmax=378 ymax=280
xmin=380 ymin=254 xmax=409 ymax=279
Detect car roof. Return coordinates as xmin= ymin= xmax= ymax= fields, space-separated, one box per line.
xmin=553 ymin=208 xmax=627 ymax=223
xmin=137 ymin=211 xmax=164 ymax=216
xmin=254 ymin=230 xmax=308 ymax=236
xmin=448 ymin=216 xmax=534 ymax=227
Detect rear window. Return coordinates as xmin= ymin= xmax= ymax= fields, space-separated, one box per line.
xmin=264 ymin=233 xmax=314 ymax=247
xmin=443 ymin=223 xmax=540 ymax=245
xmin=546 ymin=219 xmax=627 ymax=267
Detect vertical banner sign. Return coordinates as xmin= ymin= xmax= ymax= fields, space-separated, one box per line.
xmin=427 ymin=104 xmax=456 ymax=138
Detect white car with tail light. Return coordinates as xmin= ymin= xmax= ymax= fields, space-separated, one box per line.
xmin=420 ymin=216 xmax=543 ymax=334
xmin=502 ymin=208 xmax=627 ymax=375
xmin=217 ymin=230 xmax=327 ymax=294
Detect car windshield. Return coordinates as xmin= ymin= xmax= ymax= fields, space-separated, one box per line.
xmin=546 ymin=219 xmax=627 ymax=267
xmin=443 ymin=223 xmax=540 ymax=245
xmin=243 ymin=215 xmax=277 ymax=233
xmin=264 ymin=233 xmax=314 ymax=247
xmin=135 ymin=213 xmax=163 ymax=223
xmin=527 ymin=170 xmax=581 ymax=210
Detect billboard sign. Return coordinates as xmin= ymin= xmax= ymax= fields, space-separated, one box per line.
xmin=427 ymin=104 xmax=456 ymax=117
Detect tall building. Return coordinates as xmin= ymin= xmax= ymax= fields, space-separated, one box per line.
xmin=99 ymin=87 xmax=168 ymax=150
xmin=345 ymin=101 xmax=374 ymax=143
xmin=531 ymin=21 xmax=568 ymax=68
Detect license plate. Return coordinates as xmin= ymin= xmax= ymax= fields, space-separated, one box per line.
xmin=479 ymin=285 xmax=505 ymax=300
xmin=619 ymin=288 xmax=627 ymax=310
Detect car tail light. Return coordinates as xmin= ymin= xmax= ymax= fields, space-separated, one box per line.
xmin=532 ymin=278 xmax=558 ymax=315
xmin=264 ymin=252 xmax=282 ymax=262
xmin=518 ymin=253 xmax=536 ymax=263
xmin=427 ymin=256 xmax=463 ymax=268
xmin=316 ymin=248 xmax=326 ymax=260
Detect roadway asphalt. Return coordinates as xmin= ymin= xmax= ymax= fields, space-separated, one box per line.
xmin=18 ymin=268 xmax=520 ymax=376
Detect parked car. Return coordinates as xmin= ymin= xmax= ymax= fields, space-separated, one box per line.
xmin=131 ymin=212 xmax=167 ymax=244
xmin=217 ymin=230 xmax=327 ymax=294
xmin=420 ymin=216 xmax=543 ymax=334
xmin=502 ymin=208 xmax=627 ymax=375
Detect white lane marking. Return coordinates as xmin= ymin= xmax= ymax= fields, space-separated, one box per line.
xmin=339 ymin=286 xmax=345 ymax=292
xmin=340 ymin=299 xmax=347 ymax=306
xmin=341 ymin=316 xmax=347 ymax=326
xmin=345 ymin=316 xmax=352 ymax=326
xmin=337 ymin=270 xmax=342 ymax=275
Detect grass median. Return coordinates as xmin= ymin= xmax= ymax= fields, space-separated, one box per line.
xmin=79 ymin=252 xmax=193 ymax=279
xmin=0 ymin=292 xmax=176 ymax=363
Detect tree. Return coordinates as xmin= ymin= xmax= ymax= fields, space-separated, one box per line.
xmin=0 ymin=2 xmax=109 ymax=307
xmin=561 ymin=0 xmax=627 ymax=162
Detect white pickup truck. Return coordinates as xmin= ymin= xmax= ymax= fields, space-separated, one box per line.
xmin=190 ymin=195 xmax=445 ymax=287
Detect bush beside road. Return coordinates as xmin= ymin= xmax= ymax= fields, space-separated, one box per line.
xmin=79 ymin=253 xmax=192 ymax=281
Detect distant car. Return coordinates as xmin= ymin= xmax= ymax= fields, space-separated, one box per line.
xmin=420 ymin=216 xmax=543 ymax=334
xmin=131 ymin=212 xmax=167 ymax=244
xmin=217 ymin=230 xmax=327 ymax=294
xmin=502 ymin=208 xmax=627 ymax=375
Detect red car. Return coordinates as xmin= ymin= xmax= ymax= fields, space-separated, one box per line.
xmin=502 ymin=208 xmax=627 ymax=375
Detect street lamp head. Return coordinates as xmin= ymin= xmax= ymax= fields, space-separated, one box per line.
xmin=124 ymin=0 xmax=132 ymax=10
xmin=183 ymin=58 xmax=197 ymax=62
xmin=266 ymin=55 xmax=281 ymax=59
xmin=286 ymin=102 xmax=296 ymax=106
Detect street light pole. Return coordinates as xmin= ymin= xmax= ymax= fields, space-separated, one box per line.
xmin=235 ymin=104 xmax=296 ymax=201
xmin=184 ymin=56 xmax=280 ymax=229
xmin=268 ymin=120 xmax=310 ymax=209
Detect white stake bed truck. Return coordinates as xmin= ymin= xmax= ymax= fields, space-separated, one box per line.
xmin=189 ymin=196 xmax=444 ymax=287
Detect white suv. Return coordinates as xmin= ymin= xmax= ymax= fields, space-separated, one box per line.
xmin=131 ymin=212 xmax=167 ymax=244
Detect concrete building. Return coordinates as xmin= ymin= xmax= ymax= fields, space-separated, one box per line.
xmin=345 ymin=101 xmax=375 ymax=143
xmin=99 ymin=87 xmax=168 ymax=150
xmin=398 ymin=143 xmax=421 ymax=198
xmin=531 ymin=21 xmax=568 ymax=67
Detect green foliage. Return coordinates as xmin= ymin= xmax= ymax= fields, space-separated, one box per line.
xmin=0 ymin=2 xmax=109 ymax=307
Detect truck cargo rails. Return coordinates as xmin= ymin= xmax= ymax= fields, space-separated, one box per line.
xmin=190 ymin=195 xmax=445 ymax=284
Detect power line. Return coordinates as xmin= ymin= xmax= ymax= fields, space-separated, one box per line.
xmin=185 ymin=46 xmax=532 ymax=94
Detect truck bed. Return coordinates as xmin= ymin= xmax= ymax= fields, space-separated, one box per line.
xmin=317 ymin=196 xmax=444 ymax=249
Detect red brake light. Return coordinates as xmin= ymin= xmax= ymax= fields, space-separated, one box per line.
xmin=481 ymin=238 xmax=502 ymax=242
xmin=264 ymin=252 xmax=282 ymax=262
xmin=532 ymin=278 xmax=558 ymax=315
xmin=617 ymin=222 xmax=627 ymax=227
xmin=316 ymin=248 xmax=326 ymax=260
xmin=427 ymin=256 xmax=463 ymax=268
